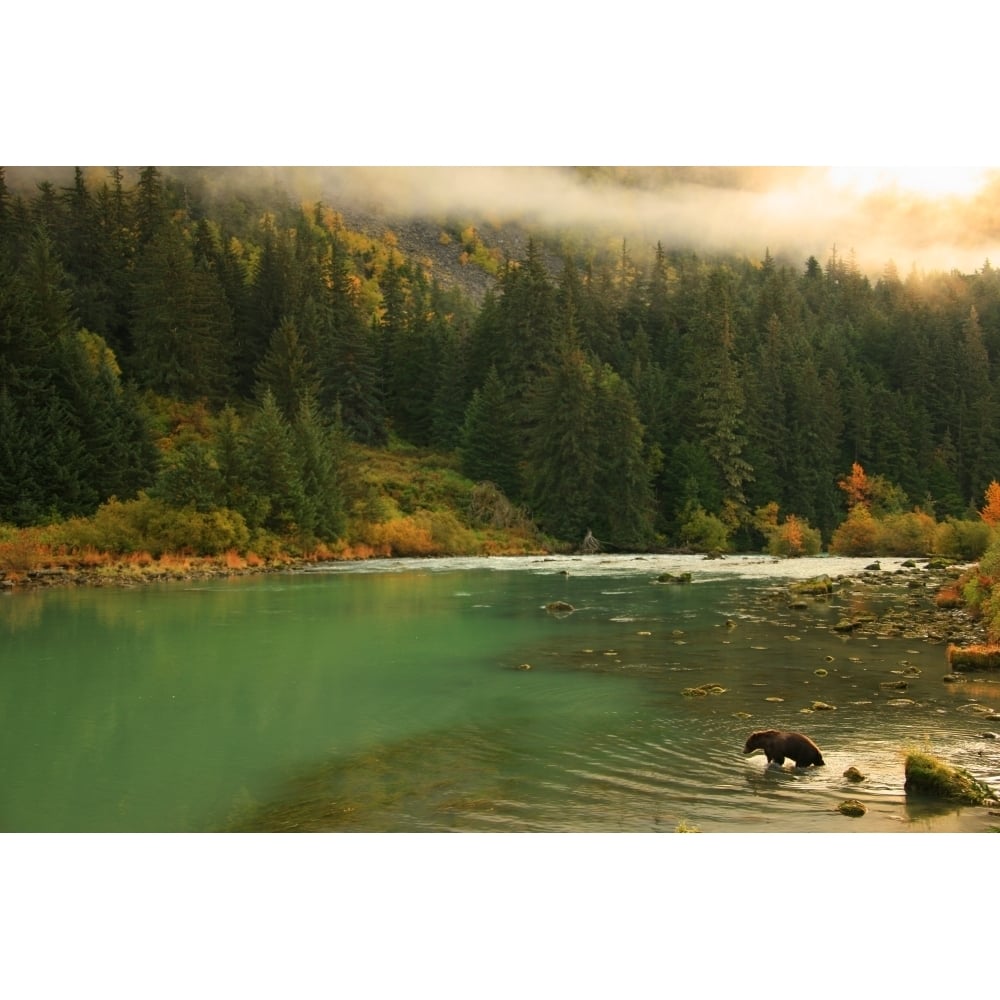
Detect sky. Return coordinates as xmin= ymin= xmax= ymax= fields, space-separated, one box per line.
xmin=6 ymin=8 xmax=1000 ymax=278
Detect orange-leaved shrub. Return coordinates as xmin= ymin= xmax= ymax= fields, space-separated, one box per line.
xmin=362 ymin=511 xmax=479 ymax=557
xmin=0 ymin=527 xmax=55 ymax=574
xmin=765 ymin=514 xmax=822 ymax=557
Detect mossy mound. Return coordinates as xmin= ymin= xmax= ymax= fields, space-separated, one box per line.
xmin=682 ymin=683 xmax=727 ymax=697
xmin=904 ymin=750 xmax=998 ymax=806
xmin=837 ymin=799 xmax=867 ymax=817
xmin=843 ymin=766 xmax=867 ymax=782
xmin=655 ymin=572 xmax=692 ymax=584
xmin=544 ymin=601 xmax=575 ymax=615
xmin=788 ymin=575 xmax=834 ymax=596
xmin=946 ymin=644 xmax=1000 ymax=672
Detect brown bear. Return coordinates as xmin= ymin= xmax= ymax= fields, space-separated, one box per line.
xmin=743 ymin=729 xmax=825 ymax=768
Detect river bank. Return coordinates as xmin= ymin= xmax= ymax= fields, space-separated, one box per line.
xmin=3 ymin=548 xmax=989 ymax=650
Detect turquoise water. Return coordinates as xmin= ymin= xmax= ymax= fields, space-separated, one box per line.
xmin=2 ymin=555 xmax=998 ymax=831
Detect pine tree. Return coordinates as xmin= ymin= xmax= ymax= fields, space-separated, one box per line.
xmin=694 ymin=267 xmax=753 ymax=526
xmin=242 ymin=389 xmax=306 ymax=533
xmin=592 ymin=365 xmax=658 ymax=547
xmin=460 ymin=366 xmax=522 ymax=499
xmin=291 ymin=393 xmax=348 ymax=541
xmin=523 ymin=348 xmax=601 ymax=541
xmin=254 ymin=315 xmax=321 ymax=421
xmin=130 ymin=223 xmax=234 ymax=401
xmin=319 ymin=239 xmax=386 ymax=444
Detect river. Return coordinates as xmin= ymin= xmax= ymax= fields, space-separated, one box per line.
xmin=2 ymin=553 xmax=998 ymax=832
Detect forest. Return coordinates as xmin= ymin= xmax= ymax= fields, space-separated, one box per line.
xmin=2 ymin=165 xmax=1000 ymax=565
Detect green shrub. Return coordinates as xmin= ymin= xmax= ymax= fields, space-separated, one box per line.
xmin=678 ymin=505 xmax=731 ymax=553
xmin=52 ymin=495 xmax=249 ymax=557
xmin=876 ymin=511 xmax=937 ymax=556
xmin=829 ymin=505 xmax=880 ymax=556
xmin=933 ymin=518 xmax=994 ymax=561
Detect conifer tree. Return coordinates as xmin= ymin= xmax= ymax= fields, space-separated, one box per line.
xmin=254 ymin=315 xmax=321 ymax=422
xmin=460 ymin=366 xmax=522 ymax=499
xmin=592 ymin=365 xmax=658 ymax=547
xmin=523 ymin=348 xmax=600 ymax=541
xmin=319 ymin=239 xmax=386 ymax=444
xmin=291 ymin=393 xmax=348 ymax=541
xmin=130 ymin=223 xmax=233 ymax=401
xmin=242 ymin=389 xmax=305 ymax=533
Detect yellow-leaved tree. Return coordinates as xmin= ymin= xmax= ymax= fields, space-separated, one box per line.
xmin=980 ymin=480 xmax=1000 ymax=526
xmin=838 ymin=462 xmax=871 ymax=510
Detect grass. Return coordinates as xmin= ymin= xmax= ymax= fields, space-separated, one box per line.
xmin=946 ymin=643 xmax=1000 ymax=671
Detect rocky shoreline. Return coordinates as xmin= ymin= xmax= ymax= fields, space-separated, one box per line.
xmin=1 ymin=552 xmax=990 ymax=651
xmin=0 ymin=554 xmax=309 ymax=591
xmin=784 ymin=559 xmax=989 ymax=648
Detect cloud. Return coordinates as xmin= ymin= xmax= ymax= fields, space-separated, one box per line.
xmin=304 ymin=165 xmax=1000 ymax=275
xmin=8 ymin=165 xmax=1000 ymax=276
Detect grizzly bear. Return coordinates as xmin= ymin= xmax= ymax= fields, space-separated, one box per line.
xmin=743 ymin=729 xmax=825 ymax=768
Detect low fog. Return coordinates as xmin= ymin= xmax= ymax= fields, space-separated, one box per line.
xmin=9 ymin=165 xmax=1000 ymax=276
xmin=301 ymin=165 xmax=1000 ymax=276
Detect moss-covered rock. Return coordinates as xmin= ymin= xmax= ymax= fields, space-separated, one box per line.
xmin=837 ymin=799 xmax=867 ymax=817
xmin=544 ymin=601 xmax=574 ymax=615
xmin=904 ymin=750 xmax=998 ymax=806
xmin=788 ymin=575 xmax=834 ymax=596
xmin=682 ymin=683 xmax=727 ymax=697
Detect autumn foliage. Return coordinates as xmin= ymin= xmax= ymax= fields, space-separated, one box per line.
xmin=838 ymin=462 xmax=871 ymax=510
xmin=980 ymin=480 xmax=1000 ymax=526
xmin=828 ymin=505 xmax=880 ymax=556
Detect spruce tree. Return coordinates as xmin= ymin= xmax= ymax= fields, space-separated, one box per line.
xmin=459 ymin=366 xmax=521 ymax=499
xmin=254 ymin=315 xmax=321 ymax=422
xmin=523 ymin=348 xmax=600 ymax=542
xmin=242 ymin=389 xmax=306 ymax=533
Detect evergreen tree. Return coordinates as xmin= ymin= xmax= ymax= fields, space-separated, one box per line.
xmin=592 ymin=365 xmax=658 ymax=547
xmin=130 ymin=223 xmax=234 ymax=401
xmin=254 ymin=315 xmax=321 ymax=421
xmin=319 ymin=239 xmax=386 ymax=444
xmin=693 ymin=267 xmax=753 ymax=526
xmin=291 ymin=393 xmax=349 ymax=541
xmin=241 ymin=389 xmax=306 ymax=533
xmin=460 ymin=366 xmax=522 ymax=499
xmin=523 ymin=348 xmax=601 ymax=542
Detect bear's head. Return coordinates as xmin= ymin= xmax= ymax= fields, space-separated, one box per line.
xmin=743 ymin=730 xmax=776 ymax=755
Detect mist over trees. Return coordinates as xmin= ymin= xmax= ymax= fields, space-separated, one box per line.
xmin=2 ymin=166 xmax=1000 ymax=552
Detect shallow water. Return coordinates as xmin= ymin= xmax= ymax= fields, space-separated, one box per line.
xmin=2 ymin=554 xmax=998 ymax=832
